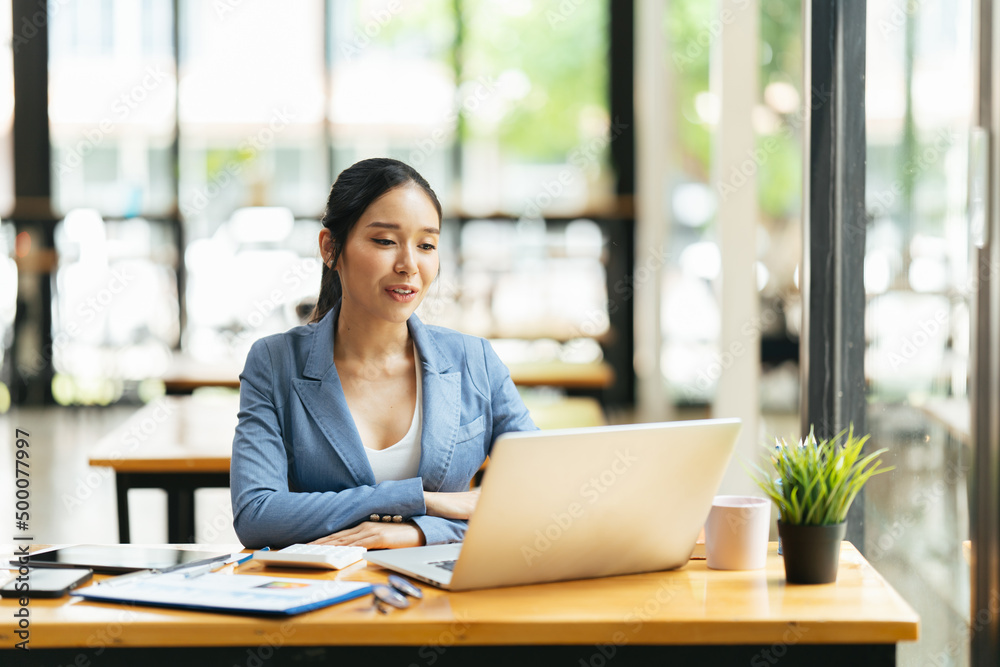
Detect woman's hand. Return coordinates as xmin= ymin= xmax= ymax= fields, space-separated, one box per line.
xmin=423 ymin=489 xmax=481 ymax=521
xmin=308 ymin=521 xmax=426 ymax=549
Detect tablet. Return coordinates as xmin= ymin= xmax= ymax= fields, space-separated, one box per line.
xmin=13 ymin=545 xmax=230 ymax=574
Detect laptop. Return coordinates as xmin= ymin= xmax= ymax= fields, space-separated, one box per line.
xmin=365 ymin=418 xmax=741 ymax=591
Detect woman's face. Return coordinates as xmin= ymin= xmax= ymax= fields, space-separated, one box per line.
xmin=326 ymin=183 xmax=440 ymax=326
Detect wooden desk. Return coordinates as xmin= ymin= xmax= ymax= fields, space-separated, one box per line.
xmin=0 ymin=543 xmax=918 ymax=665
xmin=521 ymin=394 xmax=607 ymax=430
xmin=506 ymin=360 xmax=615 ymax=390
xmin=90 ymin=394 xmax=606 ymax=543
xmin=162 ymin=354 xmax=615 ymax=393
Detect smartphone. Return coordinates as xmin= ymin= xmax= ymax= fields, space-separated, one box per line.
xmin=0 ymin=568 xmax=93 ymax=598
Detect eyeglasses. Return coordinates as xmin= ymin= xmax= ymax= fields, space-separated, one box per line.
xmin=371 ymin=574 xmax=423 ymax=614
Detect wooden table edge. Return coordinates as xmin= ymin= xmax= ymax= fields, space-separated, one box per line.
xmin=2 ymin=544 xmax=920 ymax=650
xmin=10 ymin=623 xmax=921 ymax=650
xmin=88 ymin=458 xmax=231 ymax=473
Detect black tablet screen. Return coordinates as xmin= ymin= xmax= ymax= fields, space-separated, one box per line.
xmin=15 ymin=545 xmax=229 ymax=573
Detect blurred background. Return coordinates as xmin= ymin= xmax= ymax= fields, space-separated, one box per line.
xmin=1 ymin=0 xmax=809 ymax=412
xmin=0 ymin=1 xmax=984 ymax=664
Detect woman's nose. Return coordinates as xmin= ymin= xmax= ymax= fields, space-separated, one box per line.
xmin=396 ymin=248 xmax=417 ymax=274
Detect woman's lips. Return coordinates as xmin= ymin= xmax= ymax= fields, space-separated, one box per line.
xmin=385 ymin=287 xmax=418 ymax=303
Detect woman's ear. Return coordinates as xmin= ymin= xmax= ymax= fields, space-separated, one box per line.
xmin=318 ymin=228 xmax=334 ymax=268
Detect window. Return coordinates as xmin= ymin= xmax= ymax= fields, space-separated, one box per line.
xmin=0 ymin=0 xmax=14 ymax=217
xmin=0 ymin=220 xmax=15 ymax=412
xmin=662 ymin=0 xmax=803 ymax=409
xmin=39 ymin=1 xmax=618 ymax=390
xmin=178 ymin=0 xmax=327 ymax=232
xmin=459 ymin=0 xmax=611 ymax=216
xmin=863 ymin=0 xmax=973 ymax=662
xmin=49 ymin=0 xmax=176 ymax=217
xmin=328 ymin=0 xmax=457 ymax=207
xmin=51 ymin=211 xmax=180 ymax=404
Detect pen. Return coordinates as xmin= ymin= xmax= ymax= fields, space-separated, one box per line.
xmin=184 ymin=549 xmax=265 ymax=577
xmin=182 ymin=560 xmax=230 ymax=579
xmin=152 ymin=553 xmax=230 ymax=577
xmin=231 ymin=552 xmax=255 ymax=566
xmin=227 ymin=547 xmax=266 ymax=567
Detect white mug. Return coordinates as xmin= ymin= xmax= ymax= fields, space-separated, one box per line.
xmin=704 ymin=495 xmax=771 ymax=570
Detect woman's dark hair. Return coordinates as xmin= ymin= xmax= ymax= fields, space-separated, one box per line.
xmin=309 ymin=158 xmax=443 ymax=323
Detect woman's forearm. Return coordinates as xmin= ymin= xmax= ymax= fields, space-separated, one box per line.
xmin=422 ymin=489 xmax=481 ymax=521
xmin=231 ymin=478 xmax=425 ymax=548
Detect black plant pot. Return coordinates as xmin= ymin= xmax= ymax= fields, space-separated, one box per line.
xmin=776 ymin=521 xmax=847 ymax=584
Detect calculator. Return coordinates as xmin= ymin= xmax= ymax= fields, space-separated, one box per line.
xmin=253 ymin=544 xmax=367 ymax=570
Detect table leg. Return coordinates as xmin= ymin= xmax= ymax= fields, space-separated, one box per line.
xmin=108 ymin=473 xmax=229 ymax=544
xmin=166 ymin=487 xmax=196 ymax=543
xmin=115 ymin=474 xmax=131 ymax=543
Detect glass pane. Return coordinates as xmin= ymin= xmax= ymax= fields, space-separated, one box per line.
xmin=179 ymin=0 xmax=326 ymax=234
xmin=662 ymin=0 xmax=803 ymax=422
xmin=459 ymin=0 xmax=611 ymax=216
xmin=0 ymin=220 xmax=14 ymax=412
xmin=328 ymin=0 xmax=457 ymax=209
xmin=49 ymin=0 xmax=176 ymax=217
xmin=0 ymin=0 xmax=12 ymax=217
xmin=178 ymin=2 xmax=327 ymax=359
xmin=439 ymin=217 xmax=607 ymax=339
xmin=757 ymin=0 xmax=804 ymax=424
xmin=864 ymin=1 xmax=973 ymax=664
xmin=183 ymin=209 xmax=323 ymax=363
xmin=661 ymin=0 xmax=718 ymax=406
xmin=50 ymin=211 xmax=180 ymax=404
xmin=414 ymin=214 xmax=607 ymax=375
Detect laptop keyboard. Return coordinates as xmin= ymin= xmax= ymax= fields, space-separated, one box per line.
xmin=430 ymin=559 xmax=456 ymax=572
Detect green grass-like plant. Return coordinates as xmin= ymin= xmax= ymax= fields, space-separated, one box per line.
xmin=751 ymin=426 xmax=893 ymax=526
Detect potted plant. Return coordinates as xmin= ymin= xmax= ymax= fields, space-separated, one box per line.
xmin=751 ymin=426 xmax=892 ymax=584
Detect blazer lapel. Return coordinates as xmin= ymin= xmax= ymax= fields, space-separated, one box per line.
xmin=289 ymin=307 xmax=464 ymax=492
xmin=292 ymin=304 xmax=374 ymax=486
xmin=410 ymin=315 xmax=462 ymax=492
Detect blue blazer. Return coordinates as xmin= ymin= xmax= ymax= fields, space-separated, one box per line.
xmin=230 ymin=302 xmax=537 ymax=549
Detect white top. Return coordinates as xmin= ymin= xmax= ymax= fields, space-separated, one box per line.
xmin=364 ymin=344 xmax=423 ymax=483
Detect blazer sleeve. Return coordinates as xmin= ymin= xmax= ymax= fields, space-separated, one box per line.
xmin=410 ymin=516 xmax=468 ymax=546
xmin=410 ymin=338 xmax=539 ymax=546
xmin=230 ymin=338 xmax=427 ymax=549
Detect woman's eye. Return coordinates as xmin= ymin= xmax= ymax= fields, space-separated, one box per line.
xmin=372 ymin=238 xmax=394 ymax=246
xmin=419 ymin=243 xmax=437 ymax=251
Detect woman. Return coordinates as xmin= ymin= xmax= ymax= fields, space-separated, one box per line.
xmin=230 ymin=158 xmax=537 ymax=550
